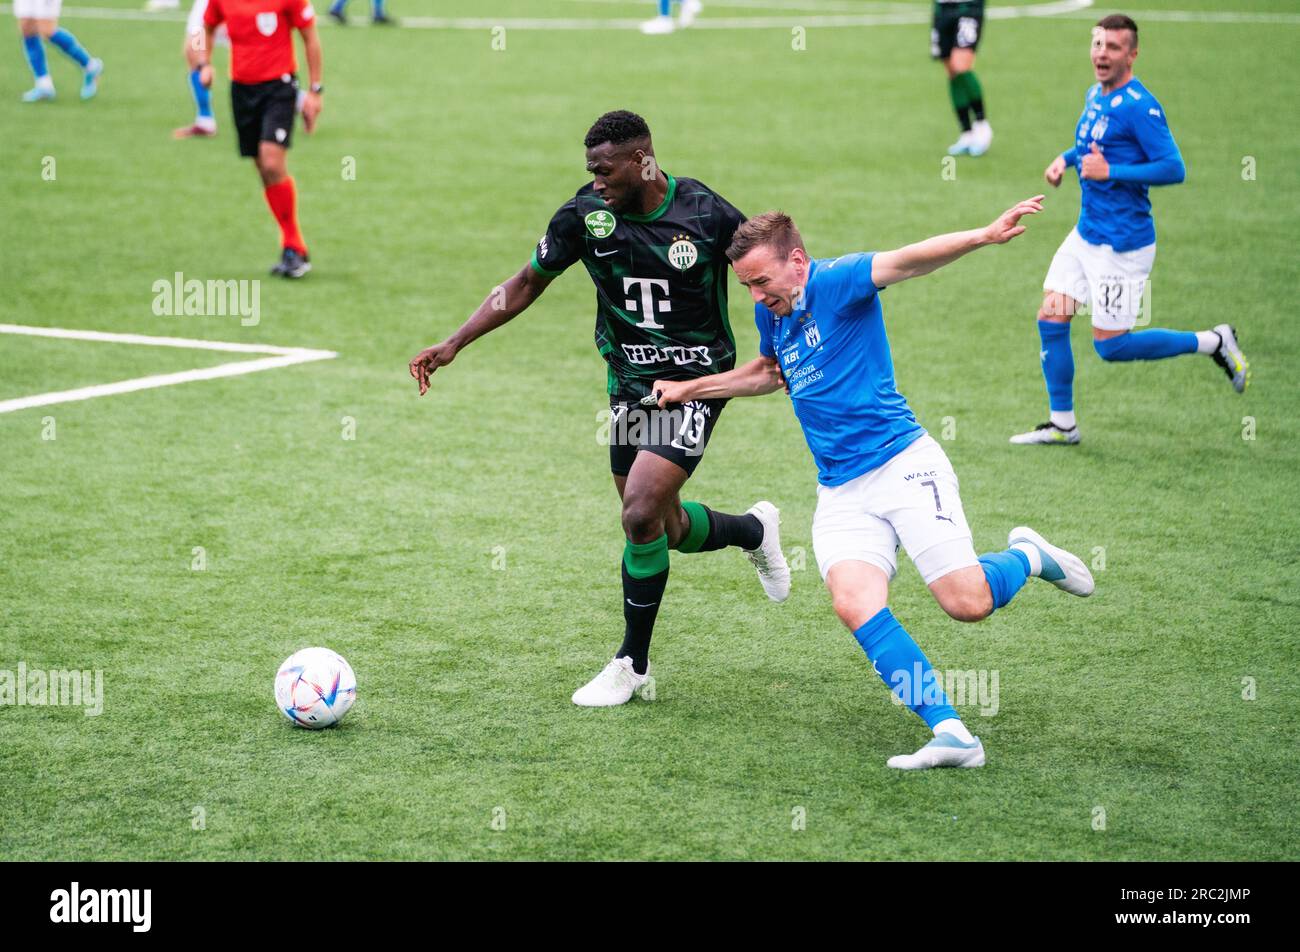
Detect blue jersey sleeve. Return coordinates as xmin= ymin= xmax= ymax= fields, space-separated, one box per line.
xmin=1110 ymin=101 xmax=1185 ymax=184
xmin=822 ymin=251 xmax=880 ymax=301
xmin=755 ymin=304 xmax=775 ymax=358
xmin=1131 ymin=100 xmax=1180 ymax=161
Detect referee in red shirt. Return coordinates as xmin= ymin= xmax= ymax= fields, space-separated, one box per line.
xmin=197 ymin=0 xmax=323 ymax=278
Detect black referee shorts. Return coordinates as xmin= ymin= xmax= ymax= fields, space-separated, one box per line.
xmin=231 ymin=75 xmax=299 ymax=158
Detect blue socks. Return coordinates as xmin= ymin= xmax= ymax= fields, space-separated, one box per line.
xmin=22 ymin=34 xmax=48 ymax=80
xmin=1094 ymin=329 xmax=1198 ymax=362
xmin=330 ymin=1 xmax=386 ymax=15
xmin=658 ymin=0 xmax=671 ymax=14
xmin=49 ymin=28 xmax=91 ymax=68
xmin=189 ymin=67 xmax=213 ymax=119
xmin=853 ymin=608 xmax=958 ymax=729
xmin=979 ymin=549 xmax=1031 ymax=610
xmin=1038 ymin=319 xmax=1075 ymax=413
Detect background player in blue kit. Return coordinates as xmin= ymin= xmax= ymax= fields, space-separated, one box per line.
xmin=650 ymin=199 xmax=1094 ymax=769
xmin=327 ymin=0 xmax=392 ymax=26
xmin=1011 ymin=14 xmax=1250 ymax=446
xmin=641 ymin=0 xmax=703 ymax=35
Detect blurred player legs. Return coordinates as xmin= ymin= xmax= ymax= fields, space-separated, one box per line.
xmin=641 ymin=0 xmax=702 ymax=35
xmin=174 ymin=0 xmax=227 ymax=138
xmin=328 ymin=0 xmax=392 ymax=25
xmin=15 ymin=0 xmax=103 ymax=102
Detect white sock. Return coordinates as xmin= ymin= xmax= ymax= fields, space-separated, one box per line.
xmin=933 ymin=718 xmax=975 ymax=744
xmin=1050 ymin=410 xmax=1076 ymax=430
xmin=195 ymin=115 xmax=216 ymax=131
xmin=1011 ymin=541 xmax=1043 ymax=577
xmin=35 ymin=75 xmax=54 ymax=91
xmin=1195 ymin=330 xmax=1221 ymax=355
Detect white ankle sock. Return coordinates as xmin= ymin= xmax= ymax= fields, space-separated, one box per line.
xmin=1011 ymin=541 xmax=1043 ymax=576
xmin=1050 ymin=410 xmax=1076 ymax=430
xmin=1196 ymin=330 xmax=1221 ymax=355
xmin=933 ymin=718 xmax=975 ymax=744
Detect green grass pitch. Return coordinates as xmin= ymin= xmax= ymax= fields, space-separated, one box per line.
xmin=1 ymin=0 xmax=1297 ymax=861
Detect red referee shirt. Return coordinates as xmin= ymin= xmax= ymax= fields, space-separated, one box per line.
xmin=205 ymin=0 xmax=316 ymax=85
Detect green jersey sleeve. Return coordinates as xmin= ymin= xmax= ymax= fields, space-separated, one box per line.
xmin=531 ymin=198 xmax=584 ymax=278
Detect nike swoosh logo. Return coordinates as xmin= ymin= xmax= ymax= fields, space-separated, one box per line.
xmin=594 ymin=248 xmax=618 ymax=258
xmin=626 ymin=599 xmax=658 ymax=608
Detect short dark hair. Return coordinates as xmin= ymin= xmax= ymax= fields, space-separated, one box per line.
xmin=726 ymin=211 xmax=804 ymax=263
xmin=584 ymin=111 xmax=652 ymax=149
xmin=1096 ymin=13 xmax=1138 ymax=47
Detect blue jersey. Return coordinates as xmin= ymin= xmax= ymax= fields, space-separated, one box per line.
xmin=755 ymin=253 xmax=924 ymax=487
xmin=1067 ymin=77 xmax=1184 ymax=252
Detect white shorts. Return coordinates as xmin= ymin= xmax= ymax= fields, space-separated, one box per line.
xmin=1043 ymin=227 xmax=1156 ymax=331
xmin=14 ymin=0 xmax=61 ymax=19
xmin=812 ymin=433 xmax=978 ymax=585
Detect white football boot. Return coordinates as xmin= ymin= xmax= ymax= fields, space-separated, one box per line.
xmin=1210 ymin=324 xmax=1250 ymax=393
xmin=887 ymin=733 xmax=986 ymax=769
xmin=1008 ymin=526 xmax=1094 ymax=597
xmin=744 ymin=501 xmax=791 ymax=602
xmin=572 ymin=656 xmax=648 ymax=707
xmin=967 ymin=119 xmax=993 ymax=156
xmin=639 ymin=14 xmax=675 ymax=34
xmin=947 ymin=131 xmax=973 ymax=156
xmin=1009 ymin=421 xmax=1080 ymax=445
xmin=679 ymin=0 xmax=703 ymax=26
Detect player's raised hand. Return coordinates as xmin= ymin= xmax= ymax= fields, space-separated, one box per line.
xmin=408 ymin=341 xmax=458 ymax=396
xmin=1080 ymin=142 xmax=1110 ymax=181
xmin=984 ymin=195 xmax=1045 ymax=244
xmin=1044 ymin=154 xmax=1068 ymax=187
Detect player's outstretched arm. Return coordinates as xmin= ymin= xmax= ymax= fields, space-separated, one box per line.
xmin=409 ymin=264 xmax=553 ymax=396
xmin=870 ymin=195 xmax=1045 ymax=288
xmin=650 ymin=357 xmax=784 ymax=407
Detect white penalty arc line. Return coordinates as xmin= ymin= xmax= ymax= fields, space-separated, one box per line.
xmin=0 ymin=324 xmax=337 ymax=415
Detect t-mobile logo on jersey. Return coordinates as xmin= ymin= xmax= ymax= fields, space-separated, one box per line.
xmin=623 ymin=277 xmax=672 ymax=329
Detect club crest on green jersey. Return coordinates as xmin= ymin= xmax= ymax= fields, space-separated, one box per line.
xmin=585 ymin=210 xmax=617 ymax=239
xmin=668 ymin=235 xmax=699 ymax=271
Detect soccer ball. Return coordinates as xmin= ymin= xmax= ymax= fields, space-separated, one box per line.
xmin=274 ymin=647 xmax=357 ymax=729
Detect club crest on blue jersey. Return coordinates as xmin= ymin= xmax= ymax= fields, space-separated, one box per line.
xmin=803 ymin=319 xmax=821 ymax=348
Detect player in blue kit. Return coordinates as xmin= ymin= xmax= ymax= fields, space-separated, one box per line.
xmin=649 ymin=198 xmax=1094 ymax=769
xmin=641 ymin=0 xmax=703 ymax=34
xmin=1011 ymin=14 xmax=1249 ymax=446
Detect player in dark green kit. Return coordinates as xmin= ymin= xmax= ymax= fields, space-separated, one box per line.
xmin=932 ymin=0 xmax=992 ymax=156
xmin=409 ymin=111 xmax=790 ymax=707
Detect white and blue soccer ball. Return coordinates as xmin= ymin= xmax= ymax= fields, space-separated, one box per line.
xmin=274 ymin=647 xmax=357 ymax=729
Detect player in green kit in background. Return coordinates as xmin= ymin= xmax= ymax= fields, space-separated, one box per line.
xmin=409 ymin=111 xmax=790 ymax=707
xmin=933 ymin=0 xmax=992 ymax=156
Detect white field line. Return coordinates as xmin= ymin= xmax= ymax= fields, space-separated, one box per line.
xmin=4 ymin=2 xmax=1296 ymax=28
xmin=387 ymin=1 xmax=1096 ymax=30
xmin=0 ymin=324 xmax=337 ymax=415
